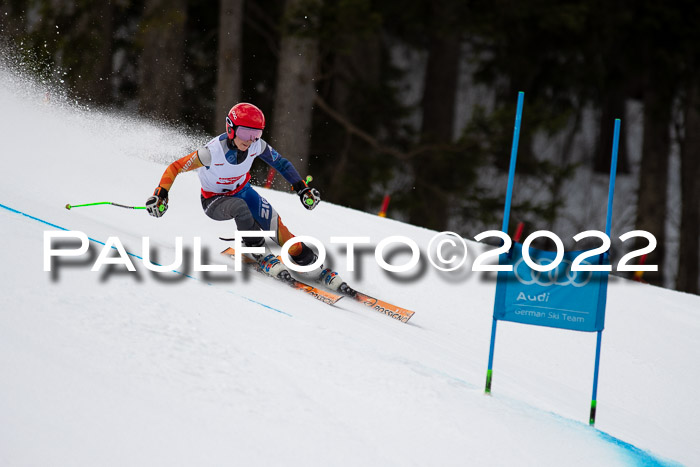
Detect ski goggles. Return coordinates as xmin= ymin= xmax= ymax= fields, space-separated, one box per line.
xmin=229 ymin=121 xmax=263 ymax=142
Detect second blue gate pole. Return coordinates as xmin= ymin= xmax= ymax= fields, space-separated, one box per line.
xmin=485 ymin=91 xmax=524 ymax=394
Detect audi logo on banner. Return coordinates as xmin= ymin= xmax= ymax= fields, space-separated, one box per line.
xmin=513 ymin=257 xmax=593 ymax=288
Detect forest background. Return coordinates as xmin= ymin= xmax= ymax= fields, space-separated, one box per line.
xmin=1 ymin=0 xmax=698 ymax=294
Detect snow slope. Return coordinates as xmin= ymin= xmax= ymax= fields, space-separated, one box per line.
xmin=1 ymin=66 xmax=699 ymax=466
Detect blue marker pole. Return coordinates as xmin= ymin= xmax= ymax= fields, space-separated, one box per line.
xmin=501 ymin=92 xmax=525 ymax=235
xmin=486 ymin=92 xmax=524 ymax=394
xmin=604 ymin=119 xmax=620 ymax=240
xmin=590 ymin=118 xmax=620 ymax=425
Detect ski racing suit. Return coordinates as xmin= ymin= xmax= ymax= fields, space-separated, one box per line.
xmin=155 ymin=133 xmax=316 ymax=263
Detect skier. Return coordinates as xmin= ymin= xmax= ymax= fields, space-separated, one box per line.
xmin=145 ymin=102 xmax=346 ymax=292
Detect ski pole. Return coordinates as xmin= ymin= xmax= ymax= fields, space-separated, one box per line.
xmin=65 ymin=201 xmax=148 ymax=210
xmin=289 ymin=175 xmax=316 ymax=206
xmin=302 ymin=175 xmax=316 ymax=208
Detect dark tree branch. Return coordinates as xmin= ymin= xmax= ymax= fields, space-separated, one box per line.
xmin=312 ymin=93 xmax=446 ymax=161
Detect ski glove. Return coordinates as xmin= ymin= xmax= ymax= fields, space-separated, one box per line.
xmin=293 ymin=180 xmax=321 ymax=210
xmin=146 ymin=186 xmax=169 ymax=217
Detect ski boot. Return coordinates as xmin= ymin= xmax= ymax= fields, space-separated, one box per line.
xmin=319 ymin=268 xmax=356 ymax=297
xmin=286 ymin=243 xmax=356 ymax=296
xmin=242 ymin=236 xmax=290 ymax=280
xmin=246 ymin=240 xmax=290 ymax=279
xmin=253 ymin=252 xmax=291 ymax=280
xmin=253 ymin=253 xmax=292 ymax=281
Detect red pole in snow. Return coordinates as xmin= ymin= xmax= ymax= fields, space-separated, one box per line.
xmin=513 ymin=221 xmax=525 ymax=243
xmin=264 ymin=167 xmax=276 ymax=189
xmin=378 ymin=194 xmax=391 ymax=217
xmin=633 ymin=254 xmax=648 ymax=282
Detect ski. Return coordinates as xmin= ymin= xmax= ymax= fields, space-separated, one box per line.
xmin=221 ymin=247 xmax=343 ymax=306
xmin=341 ymin=288 xmax=415 ymax=323
xmin=221 ymin=247 xmax=415 ymax=322
xmin=319 ymin=271 xmax=416 ymax=323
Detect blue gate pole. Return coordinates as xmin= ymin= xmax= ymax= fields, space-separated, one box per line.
xmin=590 ymin=118 xmax=620 ymax=425
xmin=590 ymin=330 xmax=603 ymax=425
xmin=501 ymin=91 xmax=525 ymax=235
xmin=485 ymin=318 xmax=498 ymax=394
xmin=604 ymin=119 xmax=621 ymax=239
xmin=486 ymin=92 xmax=524 ymax=394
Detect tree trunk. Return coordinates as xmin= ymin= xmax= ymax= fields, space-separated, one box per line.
xmin=407 ymin=0 xmax=461 ymax=231
xmin=214 ymin=0 xmax=244 ymax=134
xmin=138 ymin=0 xmax=187 ymax=120
xmin=677 ymin=81 xmax=700 ymax=294
xmin=270 ymin=0 xmax=322 ymax=182
xmin=634 ymin=85 xmax=671 ymax=287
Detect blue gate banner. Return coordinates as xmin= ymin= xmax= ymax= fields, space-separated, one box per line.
xmin=493 ymin=243 xmax=609 ymax=332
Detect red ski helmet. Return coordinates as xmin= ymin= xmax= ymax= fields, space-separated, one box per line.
xmin=226 ymin=103 xmax=265 ymax=140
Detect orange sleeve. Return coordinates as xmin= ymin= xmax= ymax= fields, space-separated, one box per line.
xmin=157 ymin=150 xmax=204 ymax=191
